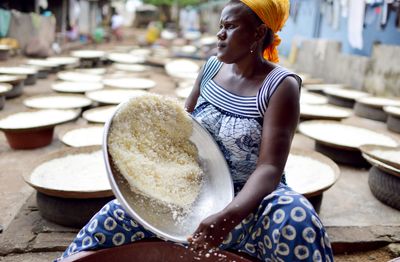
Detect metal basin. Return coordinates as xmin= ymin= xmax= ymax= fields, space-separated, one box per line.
xmin=62 ymin=240 xmax=253 ymax=262
xmin=103 ymin=99 xmax=234 ymax=243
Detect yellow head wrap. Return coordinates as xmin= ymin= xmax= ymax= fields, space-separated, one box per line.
xmin=240 ymin=0 xmax=290 ymax=63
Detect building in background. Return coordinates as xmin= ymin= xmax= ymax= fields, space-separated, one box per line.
xmin=198 ymin=0 xmax=400 ymax=58
xmin=280 ymin=0 xmax=400 ymax=57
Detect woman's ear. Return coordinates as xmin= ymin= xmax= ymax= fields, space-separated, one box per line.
xmin=254 ymin=24 xmax=268 ymax=41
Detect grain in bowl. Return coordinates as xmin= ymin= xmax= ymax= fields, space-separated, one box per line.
xmin=108 ymin=94 xmax=203 ymax=210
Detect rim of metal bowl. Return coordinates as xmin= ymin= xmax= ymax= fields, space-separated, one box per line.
xmin=102 ymin=99 xmax=234 ymax=243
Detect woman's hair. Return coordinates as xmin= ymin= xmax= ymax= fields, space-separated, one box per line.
xmin=227 ymin=0 xmax=274 ymax=50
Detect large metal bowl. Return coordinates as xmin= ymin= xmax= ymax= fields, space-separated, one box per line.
xmin=103 ymin=99 xmax=234 ymax=243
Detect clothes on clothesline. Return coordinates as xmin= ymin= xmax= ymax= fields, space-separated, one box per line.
xmin=6 ymin=9 xmax=55 ymax=56
xmin=320 ymin=0 xmax=400 ymax=30
xmin=0 ymin=8 xmax=11 ymax=37
xmin=348 ymin=0 xmax=365 ymax=49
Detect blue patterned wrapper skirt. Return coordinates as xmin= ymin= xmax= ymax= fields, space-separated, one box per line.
xmin=58 ymin=183 xmax=334 ymax=261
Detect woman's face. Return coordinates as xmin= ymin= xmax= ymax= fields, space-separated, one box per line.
xmin=216 ymin=3 xmax=257 ymax=63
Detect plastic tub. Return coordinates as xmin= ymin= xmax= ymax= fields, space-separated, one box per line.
xmin=62 ymin=241 xmax=254 ymax=262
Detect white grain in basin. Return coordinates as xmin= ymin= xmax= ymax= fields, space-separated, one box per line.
xmin=52 ymin=81 xmax=103 ymax=93
xmin=71 ymin=50 xmax=105 ymax=59
xmin=303 ymin=84 xmax=344 ymax=92
xmin=26 ymin=59 xmax=59 ymax=68
xmin=165 ymin=59 xmax=200 ymax=79
xmin=179 ymin=45 xmax=197 ymax=54
xmin=285 ymin=154 xmax=336 ymax=195
xmin=0 ymin=83 xmax=12 ymax=95
xmin=0 ymin=66 xmax=37 ymax=75
xmin=301 ymin=104 xmax=352 ymax=118
xmin=108 ymin=94 xmax=203 ymax=209
xmin=0 ymin=75 xmax=22 ymax=83
xmin=86 ymin=89 xmax=147 ymax=105
xmin=369 ymin=149 xmax=400 ymax=164
xmin=107 ymin=53 xmax=145 ymax=64
xmin=129 ymin=48 xmax=152 ymax=57
xmin=0 ymin=109 xmax=78 ymax=129
xmin=24 ymin=95 xmax=92 ymax=109
xmin=357 ymin=97 xmax=400 ymax=108
xmin=384 ymin=106 xmax=400 ymax=117
xmin=74 ymin=68 xmax=107 ymax=75
xmin=300 ymin=91 xmax=328 ymax=105
xmin=152 ymin=47 xmax=171 ymax=58
xmin=30 ymin=151 xmax=110 ymax=191
xmin=61 ymin=126 xmax=104 ymax=147
xmin=113 ymin=63 xmax=148 ymax=72
xmin=324 ymin=88 xmax=370 ymax=100
xmin=299 ymin=121 xmax=399 ymax=149
xmin=103 ymin=78 xmax=155 ymax=89
xmin=82 ymin=106 xmax=117 ymax=123
xmin=200 ymin=36 xmax=217 ymax=45
xmin=175 ymin=86 xmax=192 ymax=99
xmin=57 ymin=71 xmax=102 ymax=83
xmin=47 ymin=57 xmax=79 ymax=65
xmin=178 ymin=80 xmax=195 ymax=89
xmin=0 ymin=45 xmax=10 ymax=50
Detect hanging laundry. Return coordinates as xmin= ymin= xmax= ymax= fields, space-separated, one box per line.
xmin=332 ymin=0 xmax=341 ymax=30
xmin=380 ymin=0 xmax=397 ymax=29
xmin=31 ymin=13 xmax=41 ymax=30
xmin=348 ymin=0 xmax=365 ymax=49
xmin=340 ymin=0 xmax=349 ymax=17
xmin=365 ymin=0 xmax=384 ymax=6
xmin=395 ymin=1 xmax=400 ymax=28
xmin=0 ymin=8 xmax=11 ymax=37
xmin=38 ymin=0 xmax=48 ymax=9
xmin=325 ymin=0 xmax=334 ymax=26
xmin=8 ymin=10 xmax=35 ymax=50
xmin=290 ymin=0 xmax=300 ymax=23
xmin=364 ymin=6 xmax=378 ymax=25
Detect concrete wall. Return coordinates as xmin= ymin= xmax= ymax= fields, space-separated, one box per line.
xmin=364 ymin=44 xmax=400 ymax=96
xmin=293 ymin=39 xmax=399 ymax=95
xmin=293 ymin=39 xmax=370 ymax=90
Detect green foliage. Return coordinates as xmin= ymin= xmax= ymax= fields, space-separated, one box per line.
xmin=143 ymin=0 xmax=201 ymax=7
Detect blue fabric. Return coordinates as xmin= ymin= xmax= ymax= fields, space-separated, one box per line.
xmin=0 ymin=8 xmax=11 ymax=37
xmin=192 ymin=99 xmax=263 ymax=186
xmin=59 ymin=185 xmax=333 ymax=261
xmin=58 ymin=57 xmax=333 ymax=261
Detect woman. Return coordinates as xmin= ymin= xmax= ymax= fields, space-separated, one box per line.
xmin=58 ymin=0 xmax=334 ymax=261
xmin=111 ymin=7 xmax=124 ymax=41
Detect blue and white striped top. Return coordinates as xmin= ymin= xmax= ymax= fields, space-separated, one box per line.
xmin=192 ymin=56 xmax=301 ymax=189
xmin=199 ymin=56 xmax=301 ymax=119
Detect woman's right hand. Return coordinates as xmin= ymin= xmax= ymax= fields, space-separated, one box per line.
xmin=187 ymin=209 xmax=237 ymax=251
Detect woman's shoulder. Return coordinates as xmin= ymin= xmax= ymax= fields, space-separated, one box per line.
xmin=205 ymin=55 xmax=223 ymax=67
xmin=201 ymin=56 xmax=223 ymax=77
xmin=263 ymin=65 xmax=302 ymax=88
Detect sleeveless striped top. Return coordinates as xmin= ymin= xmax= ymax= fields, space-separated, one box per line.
xmin=192 ymin=56 xmax=301 ymax=189
xmin=199 ymin=56 xmax=301 ymax=119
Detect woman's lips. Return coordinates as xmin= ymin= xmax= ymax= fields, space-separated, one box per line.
xmin=217 ymin=43 xmax=226 ymax=48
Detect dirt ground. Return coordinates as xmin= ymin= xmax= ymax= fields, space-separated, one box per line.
xmin=0 ymin=28 xmax=399 ymax=261
xmin=335 ymin=248 xmax=395 ymax=262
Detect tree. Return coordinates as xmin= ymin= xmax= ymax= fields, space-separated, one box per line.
xmin=143 ymin=0 xmax=201 ymax=24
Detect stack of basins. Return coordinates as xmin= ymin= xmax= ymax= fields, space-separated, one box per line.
xmin=360 ymin=145 xmax=400 ymax=211
xmin=297 ymin=76 xmax=400 ymax=216
xmin=0 ymin=46 xmax=164 ymax=229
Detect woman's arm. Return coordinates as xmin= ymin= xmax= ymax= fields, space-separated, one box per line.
xmin=189 ymin=75 xmax=300 ymax=249
xmin=184 ymin=65 xmax=205 ymax=113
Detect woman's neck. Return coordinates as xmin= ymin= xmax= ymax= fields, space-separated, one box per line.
xmin=230 ymin=54 xmax=269 ymax=79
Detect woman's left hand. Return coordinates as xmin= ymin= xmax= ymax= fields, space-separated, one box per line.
xmin=187 ymin=210 xmax=235 ymax=251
